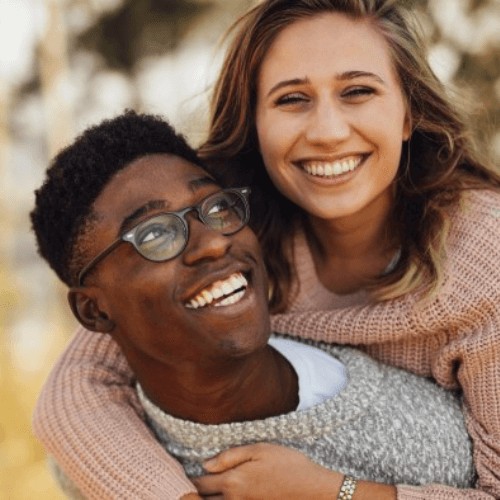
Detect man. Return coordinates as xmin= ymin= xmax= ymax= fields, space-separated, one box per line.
xmin=31 ymin=111 xmax=473 ymax=499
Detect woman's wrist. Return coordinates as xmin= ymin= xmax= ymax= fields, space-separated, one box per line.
xmin=337 ymin=475 xmax=357 ymax=499
xmin=330 ymin=473 xmax=396 ymax=500
xmin=352 ymin=479 xmax=397 ymax=500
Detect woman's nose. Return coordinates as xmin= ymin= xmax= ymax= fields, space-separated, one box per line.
xmin=182 ymin=217 xmax=232 ymax=266
xmin=305 ymin=99 xmax=350 ymax=145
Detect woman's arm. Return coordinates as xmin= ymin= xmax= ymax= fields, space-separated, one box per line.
xmin=271 ymin=191 xmax=500 ymax=499
xmin=33 ymin=326 xmax=197 ymax=499
xmin=192 ymin=344 xmax=499 ymax=499
xmin=194 ymin=443 xmax=396 ymax=500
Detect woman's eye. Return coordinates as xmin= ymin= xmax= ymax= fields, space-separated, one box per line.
xmin=342 ymin=86 xmax=375 ymax=100
xmin=275 ymin=92 xmax=309 ymax=106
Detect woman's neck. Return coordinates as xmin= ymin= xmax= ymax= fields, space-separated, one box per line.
xmin=306 ymin=191 xmax=398 ymax=294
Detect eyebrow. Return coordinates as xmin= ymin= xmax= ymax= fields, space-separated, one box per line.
xmin=338 ymin=70 xmax=386 ymax=85
xmin=118 ymin=175 xmax=217 ymax=234
xmin=266 ymin=70 xmax=386 ymax=98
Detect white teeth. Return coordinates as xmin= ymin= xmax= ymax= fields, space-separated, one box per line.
xmin=230 ymin=275 xmax=242 ymax=289
xmin=303 ymin=156 xmax=362 ymax=178
xmin=202 ymin=290 xmax=213 ymax=305
xmin=215 ymin=290 xmax=245 ymax=307
xmin=185 ymin=272 xmax=248 ymax=309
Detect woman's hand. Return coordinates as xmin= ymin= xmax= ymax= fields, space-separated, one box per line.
xmin=192 ymin=443 xmax=343 ymax=499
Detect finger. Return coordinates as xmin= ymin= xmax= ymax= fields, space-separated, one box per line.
xmin=192 ymin=473 xmax=224 ymax=496
xmin=203 ymin=444 xmax=259 ymax=472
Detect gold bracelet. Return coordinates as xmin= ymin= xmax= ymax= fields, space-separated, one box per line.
xmin=337 ymin=475 xmax=357 ymax=500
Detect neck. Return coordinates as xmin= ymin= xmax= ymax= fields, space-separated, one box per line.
xmin=129 ymin=344 xmax=298 ymax=425
xmin=306 ymin=190 xmax=398 ymax=293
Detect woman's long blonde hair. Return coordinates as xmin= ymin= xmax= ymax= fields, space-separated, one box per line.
xmin=199 ymin=0 xmax=500 ymax=312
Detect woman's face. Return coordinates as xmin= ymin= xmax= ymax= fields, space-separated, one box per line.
xmin=255 ymin=12 xmax=410 ymax=222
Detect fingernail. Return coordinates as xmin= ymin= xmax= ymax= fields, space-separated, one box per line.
xmin=203 ymin=458 xmax=216 ymax=469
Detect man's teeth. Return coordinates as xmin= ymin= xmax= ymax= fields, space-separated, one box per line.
xmin=303 ymin=156 xmax=362 ymax=177
xmin=216 ymin=289 xmax=245 ymax=307
xmin=186 ymin=273 xmax=248 ymax=309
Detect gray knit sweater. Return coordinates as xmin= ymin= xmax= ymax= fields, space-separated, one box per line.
xmin=139 ymin=339 xmax=475 ymax=489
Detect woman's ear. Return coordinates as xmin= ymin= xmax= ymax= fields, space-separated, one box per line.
xmin=68 ymin=288 xmax=115 ymax=333
xmin=403 ymin=112 xmax=412 ymax=141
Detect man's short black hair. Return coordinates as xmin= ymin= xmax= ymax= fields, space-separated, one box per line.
xmin=31 ymin=110 xmax=203 ymax=287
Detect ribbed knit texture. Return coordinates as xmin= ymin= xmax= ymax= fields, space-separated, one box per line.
xmin=138 ymin=341 xmax=474 ymax=488
xmin=32 ymin=189 xmax=500 ymax=499
xmin=32 ymin=332 xmax=194 ymax=499
xmin=273 ymin=189 xmax=500 ymax=500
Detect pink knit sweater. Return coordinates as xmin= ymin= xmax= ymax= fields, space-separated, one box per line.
xmin=33 ymin=189 xmax=500 ymax=499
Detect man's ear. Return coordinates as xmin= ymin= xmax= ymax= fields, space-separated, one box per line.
xmin=68 ymin=288 xmax=115 ymax=333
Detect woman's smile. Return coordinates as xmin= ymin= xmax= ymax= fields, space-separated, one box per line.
xmin=300 ymin=155 xmax=363 ymax=178
xmin=294 ymin=154 xmax=368 ymax=188
xmin=256 ymin=12 xmax=410 ymax=222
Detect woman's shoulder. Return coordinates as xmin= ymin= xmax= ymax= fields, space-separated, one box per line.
xmin=444 ymin=188 xmax=500 ymax=291
xmin=449 ymin=188 xmax=500 ymax=242
xmin=455 ymin=187 xmax=500 ymax=224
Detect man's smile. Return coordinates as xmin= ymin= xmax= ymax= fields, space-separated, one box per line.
xmin=185 ymin=272 xmax=248 ymax=309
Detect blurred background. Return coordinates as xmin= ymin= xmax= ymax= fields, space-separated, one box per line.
xmin=0 ymin=0 xmax=499 ymax=498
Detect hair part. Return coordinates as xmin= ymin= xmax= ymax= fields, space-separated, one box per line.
xmin=31 ymin=110 xmax=202 ymax=287
xmin=200 ymin=0 xmax=500 ymax=312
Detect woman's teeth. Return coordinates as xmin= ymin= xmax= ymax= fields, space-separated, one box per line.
xmin=185 ymin=272 xmax=248 ymax=309
xmin=303 ymin=156 xmax=362 ymax=177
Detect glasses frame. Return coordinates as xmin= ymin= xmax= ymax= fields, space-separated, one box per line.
xmin=77 ymin=187 xmax=251 ymax=286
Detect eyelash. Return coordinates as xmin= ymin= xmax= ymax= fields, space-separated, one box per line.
xmin=275 ymin=93 xmax=308 ymax=106
xmin=274 ymin=86 xmax=376 ymax=106
xmin=342 ymin=86 xmax=375 ymax=99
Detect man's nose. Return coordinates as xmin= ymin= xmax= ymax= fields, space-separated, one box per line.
xmin=182 ymin=216 xmax=232 ymax=266
xmin=305 ymin=99 xmax=350 ymax=145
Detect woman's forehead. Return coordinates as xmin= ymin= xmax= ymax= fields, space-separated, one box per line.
xmin=258 ymin=12 xmax=397 ymax=84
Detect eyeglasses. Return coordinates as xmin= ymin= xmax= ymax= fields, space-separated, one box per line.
xmin=77 ymin=187 xmax=251 ymax=286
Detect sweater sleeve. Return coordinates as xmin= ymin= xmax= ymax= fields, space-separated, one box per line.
xmin=271 ymin=190 xmax=500 ymax=499
xmin=32 ymin=326 xmax=197 ymax=499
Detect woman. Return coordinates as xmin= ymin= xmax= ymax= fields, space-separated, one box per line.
xmin=34 ymin=0 xmax=500 ymax=498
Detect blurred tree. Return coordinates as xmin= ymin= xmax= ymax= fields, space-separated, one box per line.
xmin=65 ymin=0 xmax=499 ymax=160
xmin=75 ymin=0 xmax=215 ymax=70
xmin=16 ymin=0 xmax=498 ymax=161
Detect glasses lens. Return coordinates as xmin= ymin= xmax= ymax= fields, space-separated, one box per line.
xmin=134 ymin=214 xmax=187 ymax=261
xmin=202 ymin=191 xmax=248 ymax=234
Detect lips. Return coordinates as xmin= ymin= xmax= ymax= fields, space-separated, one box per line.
xmin=184 ymin=272 xmax=248 ymax=309
xmin=301 ymin=155 xmax=363 ymax=178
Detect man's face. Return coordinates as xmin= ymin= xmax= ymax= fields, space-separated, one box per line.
xmin=85 ymin=154 xmax=270 ymax=373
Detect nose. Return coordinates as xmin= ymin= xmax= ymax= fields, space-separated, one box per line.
xmin=305 ymin=98 xmax=350 ymax=145
xmin=182 ymin=216 xmax=232 ymax=266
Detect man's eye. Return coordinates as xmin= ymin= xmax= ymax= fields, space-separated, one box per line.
xmin=207 ymin=200 xmax=231 ymax=215
xmin=137 ymin=223 xmax=176 ymax=246
xmin=140 ymin=226 xmax=167 ymax=243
